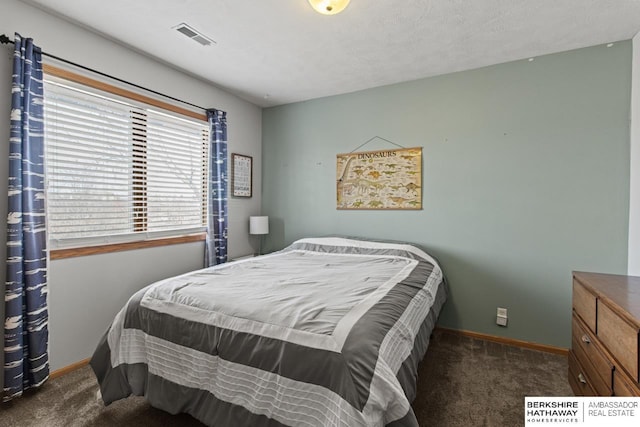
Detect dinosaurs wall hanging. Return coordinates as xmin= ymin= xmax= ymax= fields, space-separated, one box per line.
xmin=336 ymin=147 xmax=422 ymax=210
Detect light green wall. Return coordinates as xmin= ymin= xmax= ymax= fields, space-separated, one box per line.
xmin=261 ymin=42 xmax=631 ymax=348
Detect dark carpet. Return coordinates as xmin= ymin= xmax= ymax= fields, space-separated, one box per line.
xmin=0 ymin=329 xmax=572 ymax=426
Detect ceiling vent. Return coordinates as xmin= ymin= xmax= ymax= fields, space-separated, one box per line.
xmin=173 ymin=23 xmax=215 ymax=46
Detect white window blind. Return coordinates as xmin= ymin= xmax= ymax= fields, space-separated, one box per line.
xmin=43 ymin=79 xmax=209 ymax=248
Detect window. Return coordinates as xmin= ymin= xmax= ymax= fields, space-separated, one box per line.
xmin=43 ymin=70 xmax=209 ymax=251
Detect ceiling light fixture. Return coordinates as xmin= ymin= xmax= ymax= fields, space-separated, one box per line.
xmin=308 ymin=0 xmax=351 ymax=15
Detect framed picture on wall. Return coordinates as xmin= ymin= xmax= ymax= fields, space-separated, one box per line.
xmin=232 ymin=153 xmax=253 ymax=197
xmin=336 ymin=147 xmax=422 ymax=210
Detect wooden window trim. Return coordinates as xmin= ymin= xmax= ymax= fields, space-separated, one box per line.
xmin=50 ymin=233 xmax=206 ymax=260
xmin=44 ymin=64 xmax=209 ymax=259
xmin=43 ymin=64 xmax=207 ymax=121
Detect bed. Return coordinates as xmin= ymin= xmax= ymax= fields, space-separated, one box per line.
xmin=90 ymin=237 xmax=447 ymax=426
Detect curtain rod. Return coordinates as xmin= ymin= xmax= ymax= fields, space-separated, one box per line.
xmin=0 ymin=33 xmax=209 ymax=112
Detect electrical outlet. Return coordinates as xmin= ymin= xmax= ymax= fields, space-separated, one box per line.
xmin=496 ymin=307 xmax=508 ymax=327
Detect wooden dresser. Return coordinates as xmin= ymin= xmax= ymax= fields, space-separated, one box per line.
xmin=569 ymin=271 xmax=640 ymax=396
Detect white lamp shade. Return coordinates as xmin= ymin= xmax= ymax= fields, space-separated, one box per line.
xmin=249 ymin=216 xmax=269 ymax=235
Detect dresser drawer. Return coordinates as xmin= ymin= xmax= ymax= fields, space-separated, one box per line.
xmin=597 ymin=300 xmax=639 ymax=381
xmin=569 ymin=350 xmax=597 ymax=396
xmin=573 ymin=279 xmax=597 ymax=332
xmin=570 ymin=272 xmax=640 ymax=398
xmin=613 ymin=369 xmax=640 ymax=397
xmin=572 ymin=315 xmax=613 ymax=395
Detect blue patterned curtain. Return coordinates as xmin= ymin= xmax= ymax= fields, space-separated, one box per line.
xmin=3 ymin=33 xmax=49 ymax=402
xmin=205 ymin=109 xmax=228 ymax=267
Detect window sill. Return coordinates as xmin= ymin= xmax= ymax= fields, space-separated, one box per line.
xmin=50 ymin=232 xmax=206 ymax=260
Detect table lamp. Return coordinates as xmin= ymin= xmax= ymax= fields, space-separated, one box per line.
xmin=249 ymin=216 xmax=269 ymax=255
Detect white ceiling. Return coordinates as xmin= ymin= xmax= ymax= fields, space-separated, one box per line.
xmin=21 ymin=0 xmax=640 ymax=107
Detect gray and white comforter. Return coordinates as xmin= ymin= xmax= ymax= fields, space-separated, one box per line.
xmin=91 ymin=237 xmax=447 ymax=426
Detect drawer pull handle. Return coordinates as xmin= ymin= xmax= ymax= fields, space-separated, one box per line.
xmin=578 ymin=373 xmax=587 ymax=384
xmin=581 ymin=335 xmax=591 ymax=344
